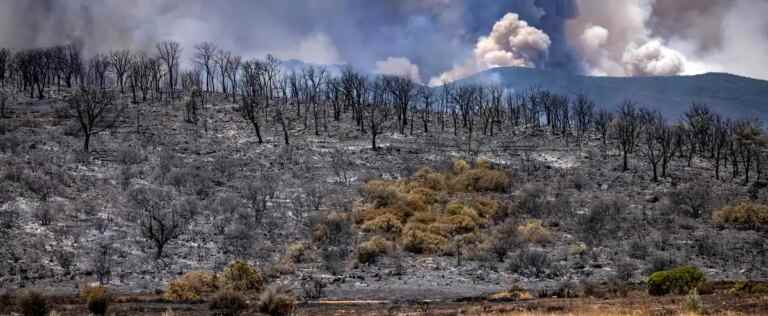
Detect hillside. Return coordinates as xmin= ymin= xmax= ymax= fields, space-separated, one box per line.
xmin=458 ymin=67 xmax=768 ymax=121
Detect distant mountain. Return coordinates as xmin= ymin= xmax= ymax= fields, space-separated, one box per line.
xmin=456 ymin=67 xmax=768 ymax=121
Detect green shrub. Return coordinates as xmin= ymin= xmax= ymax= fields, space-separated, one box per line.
xmin=209 ymin=290 xmax=248 ymax=316
xmin=164 ymin=271 xmax=220 ymax=301
xmin=357 ymin=236 xmax=392 ymax=264
xmin=16 ymin=290 xmax=49 ymax=316
xmin=257 ymin=285 xmax=296 ymax=316
xmin=221 ymin=261 xmax=264 ymax=292
xmin=728 ymin=281 xmax=768 ymax=295
xmin=647 ymin=266 xmax=705 ymax=296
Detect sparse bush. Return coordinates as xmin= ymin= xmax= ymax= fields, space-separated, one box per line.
xmin=669 ymin=184 xmax=711 ymax=219
xmin=209 ymin=290 xmax=247 ymax=316
xmin=116 ymin=145 xmax=146 ymax=165
xmin=92 ymin=240 xmax=114 ymax=285
xmin=693 ymin=234 xmax=721 ymax=258
xmin=570 ymin=172 xmax=590 ymax=191
xmin=627 ymin=239 xmax=650 ymax=260
xmin=265 ymin=258 xmax=296 ymax=279
xmin=34 ymin=201 xmax=60 ymax=226
xmin=0 ymin=134 xmax=22 ymax=153
xmin=320 ymin=247 xmax=347 ymax=275
xmin=221 ymin=260 xmax=264 ymax=292
xmin=257 ymin=285 xmax=296 ymax=316
xmin=518 ymin=220 xmax=552 ymax=245
xmin=0 ymin=207 xmax=19 ymax=232
xmin=357 ymin=236 xmax=392 ymax=264
xmin=647 ymin=266 xmax=705 ymax=296
xmin=0 ymin=292 xmax=12 ymax=314
xmin=165 ymin=271 xmax=220 ymax=301
xmin=577 ymin=197 xmax=625 ymax=246
xmin=301 ymin=276 xmax=327 ymax=300
xmin=516 ymin=184 xmax=546 ymax=216
xmin=615 ymin=260 xmax=636 ymax=282
xmin=645 ymin=254 xmax=679 ymax=275
xmin=81 ymin=285 xmax=110 ymax=316
xmin=286 ymin=242 xmax=308 ymax=264
xmin=487 ymin=220 xmax=524 ymax=262
xmin=508 ymin=248 xmax=551 ymax=278
xmin=312 ymin=211 xmax=353 ymax=248
xmin=682 ymin=288 xmax=704 ymax=313
xmin=713 ymin=201 xmax=768 ymax=230
xmin=16 ymin=290 xmax=49 ymax=316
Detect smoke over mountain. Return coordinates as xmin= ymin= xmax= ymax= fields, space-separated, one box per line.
xmin=0 ymin=0 xmax=765 ymax=81
xmin=430 ymin=13 xmax=551 ymax=86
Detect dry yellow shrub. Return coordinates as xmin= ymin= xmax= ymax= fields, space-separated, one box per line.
xmin=469 ymin=196 xmax=500 ymax=217
xmin=357 ymin=236 xmax=393 ymax=264
xmin=518 ymin=220 xmax=552 ymax=244
xmin=221 ymin=260 xmax=264 ymax=292
xmin=359 ymin=207 xmax=411 ymax=224
xmin=286 ymin=242 xmax=308 ymax=263
xmin=401 ymin=193 xmax=429 ymax=213
xmin=164 ymin=271 xmax=219 ymax=301
xmin=362 ymin=213 xmax=403 ymax=234
xmin=415 ymin=170 xmax=448 ymax=191
xmin=453 ymin=160 xmax=470 ymax=174
xmin=361 ymin=180 xmax=401 ymax=207
xmin=402 ymin=226 xmax=449 ymax=254
xmin=409 ymin=187 xmax=438 ymax=205
xmin=476 ymin=159 xmax=491 ymax=169
xmin=410 ymin=211 xmax=438 ymax=225
xmin=713 ymin=201 xmax=768 ymax=228
xmin=437 ymin=214 xmax=479 ymax=235
xmin=451 ymin=168 xmax=510 ymax=192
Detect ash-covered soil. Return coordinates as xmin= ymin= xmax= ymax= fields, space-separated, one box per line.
xmin=0 ymin=90 xmax=766 ymax=304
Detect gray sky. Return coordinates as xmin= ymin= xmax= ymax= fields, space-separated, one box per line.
xmin=0 ymin=0 xmax=766 ymax=82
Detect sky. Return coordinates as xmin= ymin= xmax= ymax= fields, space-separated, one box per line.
xmin=0 ymin=0 xmax=766 ymax=85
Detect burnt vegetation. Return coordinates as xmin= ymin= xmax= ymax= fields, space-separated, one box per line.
xmin=0 ymin=41 xmax=767 ymax=313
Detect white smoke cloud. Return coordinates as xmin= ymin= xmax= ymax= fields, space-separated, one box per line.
xmin=374 ymin=57 xmax=423 ymax=83
xmin=430 ymin=13 xmax=550 ymax=85
xmin=681 ymin=0 xmax=768 ymax=80
xmin=621 ymin=40 xmax=685 ymax=76
xmin=280 ymin=33 xmax=343 ymax=65
xmin=567 ymin=0 xmax=688 ymax=77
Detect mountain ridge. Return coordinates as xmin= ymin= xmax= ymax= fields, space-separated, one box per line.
xmin=456 ymin=66 xmax=768 ymax=121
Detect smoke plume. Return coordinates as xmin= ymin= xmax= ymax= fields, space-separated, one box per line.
xmin=621 ymin=40 xmax=685 ymax=76
xmin=430 ymin=13 xmax=550 ymax=85
xmin=0 ymin=0 xmax=766 ymax=80
xmin=374 ymin=57 xmax=423 ymax=83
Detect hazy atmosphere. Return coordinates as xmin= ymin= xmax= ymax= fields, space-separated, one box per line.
xmin=2 ymin=0 xmax=768 ymax=83
xmin=1 ymin=1 xmax=768 ymax=316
